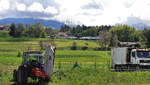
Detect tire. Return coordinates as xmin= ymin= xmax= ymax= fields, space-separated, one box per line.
xmin=17 ymin=66 xmax=28 ymax=84
xmin=39 ymin=78 xmax=50 ymax=84
xmin=136 ymin=65 xmax=140 ymax=71
xmin=115 ymin=65 xmax=120 ymax=71
xmin=13 ymin=70 xmax=17 ymax=81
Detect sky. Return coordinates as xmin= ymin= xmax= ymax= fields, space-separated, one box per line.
xmin=0 ymin=0 xmax=150 ymax=26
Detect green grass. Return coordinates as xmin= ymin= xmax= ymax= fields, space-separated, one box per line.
xmin=51 ymin=67 xmax=150 ymax=85
xmin=0 ymin=31 xmax=10 ymax=38
xmin=0 ymin=40 xmax=100 ymax=51
xmin=1 ymin=49 xmax=150 ymax=85
xmin=0 ymin=32 xmax=150 ymax=85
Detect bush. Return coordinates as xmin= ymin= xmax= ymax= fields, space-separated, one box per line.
xmin=71 ymin=42 xmax=77 ymax=50
xmin=17 ymin=52 xmax=21 ymax=57
xmin=94 ymin=47 xmax=111 ymax=51
xmin=81 ymin=42 xmax=88 ymax=50
xmin=39 ymin=40 xmax=45 ymax=50
xmin=81 ymin=46 xmax=88 ymax=50
xmin=40 ymin=32 xmax=47 ymax=38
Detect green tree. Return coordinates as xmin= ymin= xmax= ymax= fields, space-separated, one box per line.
xmin=16 ymin=23 xmax=25 ymax=37
xmin=110 ymin=25 xmax=137 ymax=42
xmin=137 ymin=35 xmax=147 ymax=48
xmin=60 ymin=25 xmax=70 ymax=32
xmin=32 ymin=23 xmax=45 ymax=37
xmin=142 ymin=29 xmax=150 ymax=47
xmin=109 ymin=34 xmax=118 ymax=47
xmin=81 ymin=27 xmax=98 ymax=36
xmin=45 ymin=27 xmax=54 ymax=36
xmin=40 ymin=32 xmax=47 ymax=38
xmin=9 ymin=23 xmax=16 ymax=37
xmin=99 ymin=31 xmax=111 ymax=48
xmin=72 ymin=25 xmax=82 ymax=38
xmin=26 ymin=23 xmax=45 ymax=38
xmin=26 ymin=25 xmax=34 ymax=37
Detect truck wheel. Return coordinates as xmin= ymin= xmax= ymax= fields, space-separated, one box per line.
xmin=13 ymin=70 xmax=17 ymax=81
xmin=136 ymin=65 xmax=140 ymax=71
xmin=17 ymin=66 xmax=27 ymax=84
xmin=115 ymin=65 xmax=121 ymax=71
xmin=39 ymin=78 xmax=50 ymax=84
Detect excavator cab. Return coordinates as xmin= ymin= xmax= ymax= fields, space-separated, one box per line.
xmin=22 ymin=51 xmax=43 ymax=64
xmin=22 ymin=51 xmax=44 ymax=68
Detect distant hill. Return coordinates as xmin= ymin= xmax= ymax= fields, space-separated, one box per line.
xmin=130 ymin=23 xmax=150 ymax=30
xmin=0 ymin=18 xmax=66 ymax=29
xmin=123 ymin=16 xmax=150 ymax=29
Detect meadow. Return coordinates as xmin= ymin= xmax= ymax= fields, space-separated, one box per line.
xmin=0 ymin=31 xmax=150 ymax=85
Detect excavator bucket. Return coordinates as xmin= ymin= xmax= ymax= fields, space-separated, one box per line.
xmin=44 ymin=45 xmax=55 ymax=78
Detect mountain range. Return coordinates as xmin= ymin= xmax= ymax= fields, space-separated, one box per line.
xmin=0 ymin=18 xmax=150 ymax=29
xmin=129 ymin=23 xmax=150 ymax=30
xmin=0 ymin=18 xmax=66 ymax=29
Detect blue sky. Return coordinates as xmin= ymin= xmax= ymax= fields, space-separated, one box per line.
xmin=0 ymin=0 xmax=150 ymax=26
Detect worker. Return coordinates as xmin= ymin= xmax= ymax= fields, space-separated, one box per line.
xmin=72 ymin=61 xmax=80 ymax=69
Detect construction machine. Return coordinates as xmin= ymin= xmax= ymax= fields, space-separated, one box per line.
xmin=13 ymin=45 xmax=55 ymax=84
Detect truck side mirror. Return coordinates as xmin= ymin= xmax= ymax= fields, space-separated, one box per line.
xmin=132 ymin=52 xmax=135 ymax=57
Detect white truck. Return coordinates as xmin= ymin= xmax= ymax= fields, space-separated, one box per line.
xmin=111 ymin=47 xmax=150 ymax=70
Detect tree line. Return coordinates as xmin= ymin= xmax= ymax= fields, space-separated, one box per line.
xmin=9 ymin=23 xmax=57 ymax=38
xmin=8 ymin=23 xmax=150 ymax=48
xmin=60 ymin=24 xmax=150 ymax=48
xmin=60 ymin=25 xmax=111 ymax=37
xmin=99 ymin=24 xmax=150 ymax=48
xmin=8 ymin=23 xmax=111 ymax=38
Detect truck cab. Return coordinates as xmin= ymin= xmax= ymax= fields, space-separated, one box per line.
xmin=131 ymin=48 xmax=150 ymax=68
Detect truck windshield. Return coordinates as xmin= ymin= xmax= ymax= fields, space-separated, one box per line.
xmin=137 ymin=51 xmax=150 ymax=58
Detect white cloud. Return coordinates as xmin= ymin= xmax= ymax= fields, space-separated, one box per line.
xmin=16 ymin=3 xmax=26 ymax=11
xmin=44 ymin=6 xmax=58 ymax=14
xmin=0 ymin=0 xmax=10 ymax=11
xmin=27 ymin=2 xmax=44 ymax=12
xmin=55 ymin=0 xmax=92 ymax=16
xmin=1 ymin=0 xmax=150 ymax=26
xmin=130 ymin=0 xmax=150 ymax=20
xmin=53 ymin=0 xmax=101 ymax=24
xmin=53 ymin=0 xmax=132 ymax=25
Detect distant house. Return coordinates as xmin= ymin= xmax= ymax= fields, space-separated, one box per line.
xmin=58 ymin=32 xmax=68 ymax=37
xmin=0 ymin=25 xmax=5 ymax=30
xmin=80 ymin=36 xmax=99 ymax=40
xmin=118 ymin=41 xmax=139 ymax=47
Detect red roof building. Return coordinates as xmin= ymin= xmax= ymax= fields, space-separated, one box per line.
xmin=0 ymin=25 xmax=5 ymax=30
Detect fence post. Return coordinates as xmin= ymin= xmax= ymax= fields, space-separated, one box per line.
xmin=58 ymin=61 xmax=61 ymax=70
xmin=94 ymin=62 xmax=96 ymax=69
xmin=107 ymin=59 xmax=110 ymax=70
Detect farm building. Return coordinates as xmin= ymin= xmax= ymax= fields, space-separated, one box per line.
xmin=58 ymin=32 xmax=68 ymax=37
xmin=80 ymin=36 xmax=99 ymax=40
xmin=118 ymin=41 xmax=139 ymax=47
xmin=0 ymin=25 xmax=5 ymax=30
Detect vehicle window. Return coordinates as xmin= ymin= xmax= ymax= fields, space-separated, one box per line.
xmin=49 ymin=56 xmax=51 ymax=60
xmin=29 ymin=56 xmax=38 ymax=61
xmin=137 ymin=51 xmax=150 ymax=58
xmin=132 ymin=52 xmax=135 ymax=57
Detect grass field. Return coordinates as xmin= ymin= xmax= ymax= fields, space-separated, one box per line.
xmin=0 ymin=31 xmax=150 ymax=85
